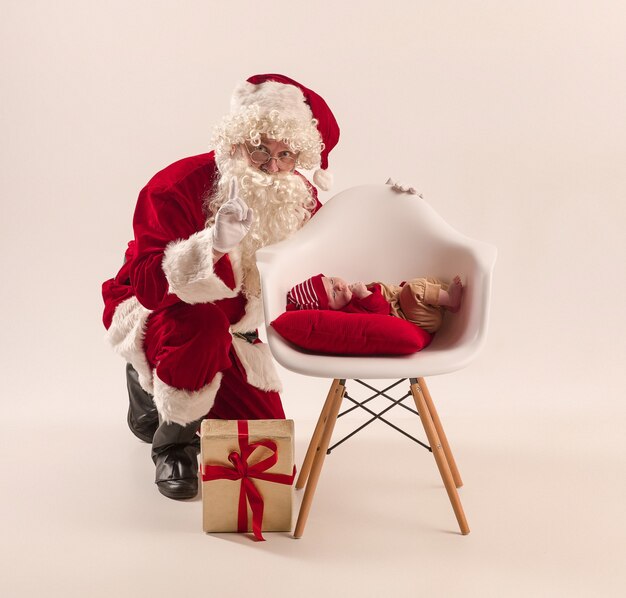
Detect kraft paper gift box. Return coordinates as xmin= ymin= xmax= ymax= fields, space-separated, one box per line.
xmin=200 ymin=419 xmax=295 ymax=540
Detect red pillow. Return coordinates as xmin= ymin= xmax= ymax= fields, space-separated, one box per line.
xmin=271 ymin=310 xmax=432 ymax=355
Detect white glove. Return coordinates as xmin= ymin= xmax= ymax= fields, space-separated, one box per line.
xmin=211 ymin=179 xmax=254 ymax=253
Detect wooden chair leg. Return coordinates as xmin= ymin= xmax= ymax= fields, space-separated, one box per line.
xmin=417 ymin=377 xmax=463 ymax=488
xmin=296 ymin=379 xmax=340 ymax=490
xmin=293 ymin=380 xmax=345 ymax=538
xmin=410 ymin=379 xmax=470 ymax=535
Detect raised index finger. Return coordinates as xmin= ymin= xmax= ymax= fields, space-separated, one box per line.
xmin=229 ymin=178 xmax=239 ymax=200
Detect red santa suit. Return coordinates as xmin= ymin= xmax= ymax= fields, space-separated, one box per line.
xmin=102 ymin=151 xmax=321 ymax=425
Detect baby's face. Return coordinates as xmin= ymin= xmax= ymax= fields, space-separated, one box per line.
xmin=322 ymin=276 xmax=352 ymax=310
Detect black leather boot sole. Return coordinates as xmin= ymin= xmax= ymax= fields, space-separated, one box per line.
xmin=156 ymin=477 xmax=199 ymax=500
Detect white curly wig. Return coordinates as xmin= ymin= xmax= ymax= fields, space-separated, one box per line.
xmin=211 ymin=83 xmax=324 ymax=173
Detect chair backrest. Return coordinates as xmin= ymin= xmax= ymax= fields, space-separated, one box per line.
xmin=256 ymin=184 xmax=497 ymax=379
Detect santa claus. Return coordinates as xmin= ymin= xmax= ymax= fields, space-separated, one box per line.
xmin=101 ymin=74 xmax=340 ymax=499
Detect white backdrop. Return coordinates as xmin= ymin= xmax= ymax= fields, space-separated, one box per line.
xmin=1 ymin=0 xmax=625 ymax=424
xmin=2 ymin=2 xmax=626 ymax=596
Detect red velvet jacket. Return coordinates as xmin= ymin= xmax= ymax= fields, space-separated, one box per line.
xmin=102 ymin=152 xmax=321 ymax=329
xmin=342 ymin=284 xmax=391 ymax=316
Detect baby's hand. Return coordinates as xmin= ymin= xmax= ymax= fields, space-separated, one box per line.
xmin=350 ymin=282 xmax=371 ymax=299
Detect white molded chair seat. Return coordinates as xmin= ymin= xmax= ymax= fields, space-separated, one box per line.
xmin=257 ymin=184 xmax=496 ymax=379
xmin=256 ymin=183 xmax=497 ymax=537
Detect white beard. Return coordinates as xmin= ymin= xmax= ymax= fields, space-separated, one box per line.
xmin=206 ymin=156 xmax=316 ymax=297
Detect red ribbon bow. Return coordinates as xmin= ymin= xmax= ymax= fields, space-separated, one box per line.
xmin=201 ymin=420 xmax=295 ymax=541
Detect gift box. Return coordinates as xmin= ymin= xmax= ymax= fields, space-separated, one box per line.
xmin=200 ymin=419 xmax=295 ymax=540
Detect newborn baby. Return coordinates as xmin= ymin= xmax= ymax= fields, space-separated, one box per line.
xmin=287 ymin=274 xmax=463 ymax=333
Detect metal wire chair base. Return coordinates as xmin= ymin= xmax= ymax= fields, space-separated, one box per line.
xmin=327 ymin=378 xmax=431 ymax=454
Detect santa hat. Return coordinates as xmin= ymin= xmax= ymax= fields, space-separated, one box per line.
xmin=231 ymin=74 xmax=340 ymax=191
xmin=286 ymin=274 xmax=329 ymax=310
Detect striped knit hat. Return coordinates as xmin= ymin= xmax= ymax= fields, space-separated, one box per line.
xmin=286 ymin=274 xmax=329 ymax=310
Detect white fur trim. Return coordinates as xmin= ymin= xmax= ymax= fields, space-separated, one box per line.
xmin=105 ymin=296 xmax=154 ymax=394
xmin=313 ymin=169 xmax=333 ymax=191
xmin=231 ymin=80 xmax=313 ymax=124
xmin=153 ymin=372 xmax=223 ymax=426
xmin=230 ymin=293 xmax=264 ymax=334
xmin=162 ymin=227 xmax=241 ymax=304
xmin=231 ymin=337 xmax=282 ymax=392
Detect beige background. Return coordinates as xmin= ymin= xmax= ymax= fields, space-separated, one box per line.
xmin=1 ymin=1 xmax=625 ymax=597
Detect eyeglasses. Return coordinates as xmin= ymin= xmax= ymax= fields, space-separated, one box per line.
xmin=243 ymin=144 xmax=298 ymax=170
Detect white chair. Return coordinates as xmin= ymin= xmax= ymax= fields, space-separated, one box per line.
xmin=256 ymin=183 xmax=497 ymax=537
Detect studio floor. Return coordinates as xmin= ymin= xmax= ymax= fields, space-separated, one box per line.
xmin=2 ymin=400 xmax=624 ymax=598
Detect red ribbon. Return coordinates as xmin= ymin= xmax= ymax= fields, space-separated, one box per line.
xmin=200 ymin=420 xmax=295 ymax=541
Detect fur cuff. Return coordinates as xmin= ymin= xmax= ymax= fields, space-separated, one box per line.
xmin=162 ymin=227 xmax=240 ymax=304
xmin=153 ymin=372 xmax=223 ymax=426
xmin=105 ymin=296 xmax=154 ymax=394
xmin=230 ymin=294 xmax=264 ymax=333
xmin=231 ymin=336 xmax=282 ymax=392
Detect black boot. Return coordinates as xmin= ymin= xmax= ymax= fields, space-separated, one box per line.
xmin=126 ymin=363 xmax=159 ymax=443
xmin=152 ymin=416 xmax=203 ymax=500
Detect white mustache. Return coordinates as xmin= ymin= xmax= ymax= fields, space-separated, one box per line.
xmin=240 ymin=166 xmax=294 ymax=191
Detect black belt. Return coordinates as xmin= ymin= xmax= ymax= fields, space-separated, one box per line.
xmin=233 ymin=331 xmax=259 ymax=344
